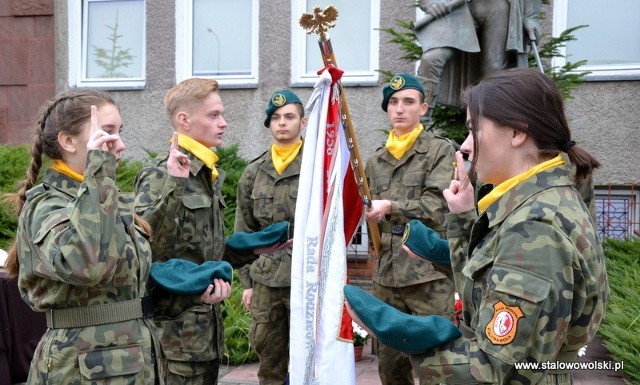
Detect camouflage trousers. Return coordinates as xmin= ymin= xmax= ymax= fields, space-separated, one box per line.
xmin=373 ymin=279 xmax=455 ymax=385
xmin=249 ymin=282 xmax=290 ymax=385
xmin=163 ymin=359 xmax=219 ymax=385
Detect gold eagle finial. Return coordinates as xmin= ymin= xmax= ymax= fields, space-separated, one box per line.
xmin=299 ymin=5 xmax=339 ymax=39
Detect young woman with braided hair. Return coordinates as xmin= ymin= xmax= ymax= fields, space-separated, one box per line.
xmin=3 ymin=89 xmax=163 ymax=384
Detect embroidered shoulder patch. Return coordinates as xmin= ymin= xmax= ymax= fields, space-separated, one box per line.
xmin=485 ymin=300 xmax=524 ymax=345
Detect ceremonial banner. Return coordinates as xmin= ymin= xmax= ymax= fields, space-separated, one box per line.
xmin=290 ymin=67 xmax=361 ymax=385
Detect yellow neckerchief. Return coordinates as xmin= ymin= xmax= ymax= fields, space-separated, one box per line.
xmin=386 ymin=124 xmax=424 ymax=160
xmin=478 ymin=155 xmax=565 ymax=214
xmin=51 ymin=159 xmax=84 ymax=182
xmin=172 ymin=133 xmax=219 ymax=181
xmin=271 ymin=140 xmax=302 ymax=175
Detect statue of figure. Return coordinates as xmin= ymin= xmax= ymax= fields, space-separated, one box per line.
xmin=416 ymin=0 xmax=541 ymax=119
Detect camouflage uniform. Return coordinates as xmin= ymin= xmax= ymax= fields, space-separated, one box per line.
xmin=135 ymin=149 xmax=226 ymax=385
xmin=365 ymin=129 xmax=456 ymax=384
xmin=234 ymin=148 xmax=301 ymax=385
xmin=16 ymin=150 xmax=162 ymax=385
xmin=410 ymin=163 xmax=609 ymax=384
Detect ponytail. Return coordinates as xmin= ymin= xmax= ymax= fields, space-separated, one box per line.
xmin=566 ymin=145 xmax=601 ymax=183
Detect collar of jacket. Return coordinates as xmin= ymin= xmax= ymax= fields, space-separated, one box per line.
xmin=379 ymin=129 xmax=429 ymax=167
xmin=483 ymin=163 xmax=575 ymax=228
xmin=259 ymin=143 xmax=304 ymax=180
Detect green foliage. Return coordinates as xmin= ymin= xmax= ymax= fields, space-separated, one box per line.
xmin=378 ymin=19 xmax=422 ymax=64
xmin=216 ymin=145 xmax=249 ymax=237
xmin=0 ymin=145 xmax=33 ymax=249
xmin=380 ymin=13 xmax=589 ymax=146
xmin=599 ymin=239 xmax=640 ymax=384
xmin=213 ymin=145 xmax=256 ymax=365
xmin=115 ymin=158 xmax=146 ymax=192
xmin=530 ymin=25 xmax=591 ymax=99
xmin=92 ymin=12 xmax=135 ymax=78
xmin=221 ymin=274 xmax=258 ymax=365
xmin=430 ymin=105 xmax=467 ymax=146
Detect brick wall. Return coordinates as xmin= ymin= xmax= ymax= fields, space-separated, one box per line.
xmin=0 ymin=0 xmax=55 ymax=144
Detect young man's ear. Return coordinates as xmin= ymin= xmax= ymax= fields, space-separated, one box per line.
xmin=176 ymin=111 xmax=190 ymax=131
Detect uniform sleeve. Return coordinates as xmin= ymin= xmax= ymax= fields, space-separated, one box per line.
xmin=134 ymin=162 xmax=187 ymax=261
xmin=445 ymin=210 xmax=476 ymax=292
xmin=388 ymin=141 xmax=455 ymax=232
xmin=22 ymin=151 xmax=120 ymax=286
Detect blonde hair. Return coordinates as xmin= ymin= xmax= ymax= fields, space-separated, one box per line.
xmin=164 ymin=78 xmax=220 ymax=128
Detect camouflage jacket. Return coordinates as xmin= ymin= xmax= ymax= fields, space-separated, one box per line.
xmin=411 ymin=163 xmax=609 ymax=384
xmin=134 ymin=149 xmax=226 ymax=362
xmin=365 ymin=129 xmax=456 ymax=287
xmin=234 ymin=148 xmax=301 ymax=289
xmin=17 ymin=150 xmax=162 ymax=384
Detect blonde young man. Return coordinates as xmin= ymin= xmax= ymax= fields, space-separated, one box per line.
xmin=135 ymin=78 xmax=232 ymax=385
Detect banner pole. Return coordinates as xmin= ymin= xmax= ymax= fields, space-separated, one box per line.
xmin=300 ymin=6 xmax=382 ymax=257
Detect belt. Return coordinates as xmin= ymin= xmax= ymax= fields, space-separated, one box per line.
xmin=379 ymin=222 xmax=406 ymax=235
xmin=46 ymin=296 xmax=154 ymax=329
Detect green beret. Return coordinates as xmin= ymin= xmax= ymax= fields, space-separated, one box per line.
xmin=264 ymin=90 xmax=302 ymax=127
xmin=150 ymin=259 xmax=232 ymax=295
xmin=381 ymin=73 xmax=426 ymax=112
xmin=402 ymin=220 xmax=451 ymax=266
xmin=226 ymin=221 xmax=291 ymax=251
xmin=344 ymin=284 xmax=461 ymax=354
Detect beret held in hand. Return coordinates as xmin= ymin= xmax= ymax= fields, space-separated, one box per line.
xmin=344 ymin=284 xmax=461 ymax=354
xmin=226 ymin=221 xmax=291 ymax=251
xmin=402 ymin=219 xmax=451 ymax=266
xmin=150 ymin=259 xmax=233 ymax=295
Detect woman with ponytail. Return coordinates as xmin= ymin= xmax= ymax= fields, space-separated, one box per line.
xmin=5 ymin=89 xmax=162 ymax=384
xmin=346 ymin=68 xmax=609 ymax=384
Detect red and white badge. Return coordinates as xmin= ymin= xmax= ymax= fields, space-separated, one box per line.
xmin=485 ymin=300 xmax=524 ymax=345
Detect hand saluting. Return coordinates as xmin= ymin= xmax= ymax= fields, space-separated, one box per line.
xmin=167 ymin=132 xmax=191 ymax=178
xmin=86 ymin=105 xmax=120 ymax=155
xmin=443 ymin=151 xmax=476 ymax=214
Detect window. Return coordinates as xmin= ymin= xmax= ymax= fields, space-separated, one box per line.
xmin=553 ymin=0 xmax=640 ymax=80
xmin=347 ymin=223 xmax=369 ymax=261
xmin=176 ymin=0 xmax=259 ymax=88
xmin=595 ymin=187 xmax=640 ymax=239
xmin=69 ymin=0 xmax=146 ymax=89
xmin=291 ymin=0 xmax=380 ymax=86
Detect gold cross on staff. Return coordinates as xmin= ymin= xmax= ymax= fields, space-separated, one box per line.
xmin=299 ymin=5 xmax=338 ymax=38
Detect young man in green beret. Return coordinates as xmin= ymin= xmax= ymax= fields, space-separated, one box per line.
xmin=234 ymin=89 xmax=306 ymax=385
xmin=134 ymin=78 xmax=232 ymax=385
xmin=364 ymin=73 xmax=457 ymax=385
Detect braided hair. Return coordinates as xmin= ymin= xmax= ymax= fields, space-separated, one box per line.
xmin=3 ymin=89 xmax=118 ymax=278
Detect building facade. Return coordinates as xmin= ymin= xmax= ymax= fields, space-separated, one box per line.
xmin=1 ymin=0 xmax=639 ymax=242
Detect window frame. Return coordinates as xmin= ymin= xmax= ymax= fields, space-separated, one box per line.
xmin=347 ymin=223 xmax=369 ymax=261
xmin=175 ymin=0 xmax=260 ymax=88
xmin=68 ymin=0 xmax=147 ymax=90
xmin=594 ymin=187 xmax=640 ymax=239
xmin=552 ymin=0 xmax=640 ymax=81
xmin=290 ymin=0 xmax=380 ymax=87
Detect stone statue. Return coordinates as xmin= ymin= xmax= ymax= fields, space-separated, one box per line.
xmin=416 ymin=0 xmax=541 ymax=118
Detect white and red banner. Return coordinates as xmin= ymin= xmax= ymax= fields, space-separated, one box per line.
xmin=290 ymin=67 xmax=363 ymax=385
